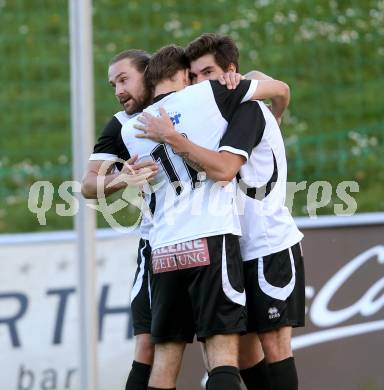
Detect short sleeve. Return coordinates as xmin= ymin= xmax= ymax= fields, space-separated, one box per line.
xmin=90 ymin=116 xmax=130 ymax=169
xmin=218 ymin=101 xmax=265 ymax=160
xmin=209 ymin=79 xmax=258 ymax=122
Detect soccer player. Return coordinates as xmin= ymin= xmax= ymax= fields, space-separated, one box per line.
xmin=122 ymin=44 xmax=290 ymax=390
xmin=135 ymin=33 xmax=305 ymax=390
xmin=81 ymin=45 xmax=283 ymax=390
xmin=81 ymin=49 xmax=158 ymax=390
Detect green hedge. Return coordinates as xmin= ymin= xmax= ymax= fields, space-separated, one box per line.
xmin=1 ymin=0 xmax=383 ymax=232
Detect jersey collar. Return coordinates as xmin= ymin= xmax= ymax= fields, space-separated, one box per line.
xmin=152 ymin=91 xmax=176 ymax=104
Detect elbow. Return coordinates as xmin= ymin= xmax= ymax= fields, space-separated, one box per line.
xmin=209 ymin=160 xmax=242 ymax=183
xmin=212 ymin=169 xmax=237 ymax=183
xmin=244 ymin=70 xmax=257 ymax=80
xmin=81 ymin=179 xmax=96 ymax=199
xmin=278 ymin=81 xmax=290 ymax=100
xmin=220 ymin=173 xmax=236 ymax=182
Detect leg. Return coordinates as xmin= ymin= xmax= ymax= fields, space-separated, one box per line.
xmin=126 ymin=335 xmax=154 ymax=390
xmin=242 ymin=243 xmax=305 ymax=390
xmin=206 ymin=333 xmax=239 ymax=369
xmin=126 ymin=333 xmax=154 ymax=390
xmin=204 ymin=334 xmax=242 ymax=390
xmin=239 ymin=333 xmax=264 ymax=369
xmin=148 ymin=251 xmax=195 ymax=389
xmin=192 ymin=235 xmax=246 ymax=390
xmin=199 ymin=341 xmax=211 ymax=372
xmin=126 ymin=239 xmax=154 ymax=390
xmin=239 ymin=333 xmax=271 ymax=390
xmin=134 ymin=333 xmax=154 ymax=365
xmin=148 ymin=341 xmax=186 ymax=389
xmin=259 ymin=327 xmax=298 ymax=390
xmin=258 ymin=326 xmax=292 ymax=363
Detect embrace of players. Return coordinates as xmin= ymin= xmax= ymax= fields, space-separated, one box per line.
xmin=82 ymin=33 xmax=305 ymax=390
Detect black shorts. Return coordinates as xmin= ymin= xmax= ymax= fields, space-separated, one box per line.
xmin=150 ymin=234 xmax=247 ymax=344
xmin=130 ymin=239 xmax=152 ymax=335
xmin=243 ymin=242 xmax=305 ymax=333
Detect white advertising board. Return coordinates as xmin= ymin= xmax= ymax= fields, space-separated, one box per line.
xmin=0 ymin=233 xmax=140 ymax=390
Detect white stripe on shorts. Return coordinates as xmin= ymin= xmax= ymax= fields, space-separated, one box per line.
xmin=147 ymin=268 xmax=151 ymax=309
xmin=258 ymin=247 xmax=296 ymax=300
xmin=221 ymin=236 xmax=246 ymax=306
xmin=130 ymin=241 xmax=147 ymax=304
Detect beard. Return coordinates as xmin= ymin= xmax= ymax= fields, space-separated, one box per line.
xmin=119 ymin=89 xmax=152 ymax=115
xmin=119 ymin=95 xmax=140 ymax=115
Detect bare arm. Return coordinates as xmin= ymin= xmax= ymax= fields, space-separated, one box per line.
xmin=244 ymin=70 xmax=273 ymax=81
xmin=250 ymin=79 xmax=290 ymax=124
xmin=168 ymin=134 xmax=245 ymax=182
xmin=217 ymin=71 xmax=289 ymax=124
xmin=244 ymin=70 xmax=289 ymax=125
xmin=81 ymin=160 xmax=124 ymax=199
xmin=245 ymin=71 xmax=289 ymax=124
xmin=81 ymin=157 xmax=158 ymax=199
xmin=134 ymin=108 xmax=245 ymax=183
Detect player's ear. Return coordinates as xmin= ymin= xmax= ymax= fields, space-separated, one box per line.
xmin=183 ymin=69 xmax=190 ymax=86
xmin=227 ymin=63 xmax=236 ymax=73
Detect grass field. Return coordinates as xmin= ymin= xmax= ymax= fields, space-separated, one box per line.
xmin=1 ymin=0 xmax=383 ymax=233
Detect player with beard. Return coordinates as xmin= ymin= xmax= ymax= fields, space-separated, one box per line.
xmin=81 ymin=49 xmax=158 ymax=390
xmin=135 ymin=33 xmax=304 ymax=390
xmin=81 ymin=47 xmax=263 ymax=390
xmin=123 ymin=44 xmax=290 ymax=390
xmin=81 ymin=47 xmax=265 ymax=390
xmin=83 ymin=44 xmax=291 ymax=390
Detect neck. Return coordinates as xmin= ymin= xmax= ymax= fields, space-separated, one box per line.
xmin=154 ymin=79 xmax=184 ymax=98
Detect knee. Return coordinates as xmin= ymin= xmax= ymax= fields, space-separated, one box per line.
xmin=239 ymin=351 xmax=264 ymax=370
xmin=238 ymin=335 xmax=265 ymax=369
xmin=135 ymin=334 xmax=155 ymax=365
xmin=206 ymin=334 xmax=239 ymax=369
xmin=259 ymin=330 xmax=292 ymax=363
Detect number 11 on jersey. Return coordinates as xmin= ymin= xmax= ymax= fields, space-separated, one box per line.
xmin=150 ymin=134 xmax=202 ymax=196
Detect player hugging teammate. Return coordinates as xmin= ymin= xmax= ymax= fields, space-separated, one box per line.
xmin=82 ymin=33 xmax=305 ymax=390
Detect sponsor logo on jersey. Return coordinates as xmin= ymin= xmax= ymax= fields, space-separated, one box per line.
xmin=152 ymin=238 xmax=210 ymax=273
xmin=169 ymin=112 xmax=182 ymax=125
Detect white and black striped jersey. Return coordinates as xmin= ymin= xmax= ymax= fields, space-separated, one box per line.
xmin=88 ymin=110 xmax=152 ymax=239
xmin=219 ymin=100 xmax=303 ymax=260
xmin=90 ymin=111 xmax=132 ymax=164
xmin=121 ymin=79 xmax=258 ymax=250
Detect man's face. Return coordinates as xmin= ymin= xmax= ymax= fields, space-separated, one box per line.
xmin=108 ymin=58 xmax=148 ymax=114
xmin=189 ymin=53 xmax=226 ymax=84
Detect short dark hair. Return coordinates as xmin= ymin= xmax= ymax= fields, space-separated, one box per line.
xmin=185 ymin=33 xmax=239 ymax=72
xmin=145 ymin=45 xmax=189 ymax=88
xmin=109 ymin=49 xmax=151 ymax=73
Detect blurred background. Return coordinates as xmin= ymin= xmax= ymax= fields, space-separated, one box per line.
xmin=1 ymin=0 xmax=383 ymax=233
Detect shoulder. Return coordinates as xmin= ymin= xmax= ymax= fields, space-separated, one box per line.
xmin=174 ymin=81 xmax=215 ymax=107
xmin=230 ymin=100 xmax=265 ymax=122
xmin=114 ymin=110 xmax=135 ymax=125
xmin=183 ymin=80 xmax=212 ymax=95
xmin=96 ymin=114 xmax=124 ymax=139
xmin=121 ymin=111 xmax=143 ymax=140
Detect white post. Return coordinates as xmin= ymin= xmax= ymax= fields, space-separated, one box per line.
xmin=69 ymin=1 xmax=98 ymax=389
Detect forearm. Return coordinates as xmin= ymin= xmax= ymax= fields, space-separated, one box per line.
xmin=81 ymin=172 xmax=126 ymax=198
xmin=269 ymin=93 xmax=289 ymax=121
xmin=250 ymin=79 xmax=290 ymax=123
xmin=164 ymin=133 xmax=236 ymax=182
xmin=244 ymin=70 xmax=273 ymax=81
